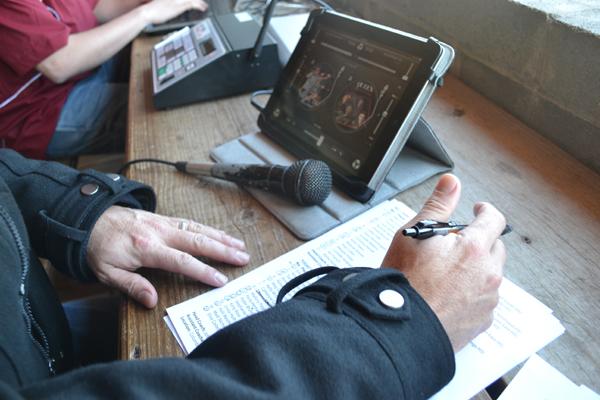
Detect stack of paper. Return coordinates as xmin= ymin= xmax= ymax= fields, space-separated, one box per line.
xmin=431 ymin=279 xmax=564 ymax=399
xmin=165 ymin=199 xmax=566 ymax=399
xmin=165 ymin=199 xmax=414 ymax=351
xmin=497 ymin=355 xmax=599 ymax=400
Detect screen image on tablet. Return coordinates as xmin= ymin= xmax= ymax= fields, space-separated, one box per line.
xmin=272 ymin=27 xmax=422 ymax=177
xmin=259 ymin=11 xmax=454 ymax=202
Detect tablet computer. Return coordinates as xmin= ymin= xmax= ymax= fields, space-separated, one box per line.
xmin=258 ymin=10 xmax=454 ymax=202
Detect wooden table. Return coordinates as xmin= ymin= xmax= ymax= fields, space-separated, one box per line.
xmin=121 ymin=36 xmax=600 ymax=397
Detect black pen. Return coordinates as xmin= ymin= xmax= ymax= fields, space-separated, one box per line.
xmin=402 ymin=219 xmax=512 ymax=240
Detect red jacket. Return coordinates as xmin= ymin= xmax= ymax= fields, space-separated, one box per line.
xmin=0 ymin=0 xmax=98 ymax=159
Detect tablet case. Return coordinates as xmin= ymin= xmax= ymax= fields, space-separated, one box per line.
xmin=211 ymin=117 xmax=453 ymax=240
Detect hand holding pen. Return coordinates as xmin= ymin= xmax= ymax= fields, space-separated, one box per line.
xmin=381 ymin=174 xmax=507 ymax=351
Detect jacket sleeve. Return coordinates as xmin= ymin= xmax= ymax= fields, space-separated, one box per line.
xmin=0 ymin=149 xmax=156 ymax=281
xmin=1 ymin=267 xmax=455 ymax=399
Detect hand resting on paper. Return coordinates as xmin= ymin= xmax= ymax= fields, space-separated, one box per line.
xmin=86 ymin=206 xmax=249 ymax=308
xmin=382 ymin=174 xmax=507 ymax=351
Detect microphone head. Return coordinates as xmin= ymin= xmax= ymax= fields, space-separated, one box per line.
xmin=284 ymin=159 xmax=332 ymax=206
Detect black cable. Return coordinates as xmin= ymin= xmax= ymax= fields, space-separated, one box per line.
xmin=117 ymin=158 xmax=177 ymax=175
xmin=250 ymin=89 xmax=273 ymax=112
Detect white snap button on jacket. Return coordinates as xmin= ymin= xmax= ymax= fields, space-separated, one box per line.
xmin=80 ymin=183 xmax=99 ymax=196
xmin=107 ymin=173 xmax=120 ymax=181
xmin=379 ymin=290 xmax=405 ymax=309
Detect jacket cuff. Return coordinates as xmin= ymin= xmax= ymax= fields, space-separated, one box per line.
xmin=292 ymin=267 xmax=455 ymax=398
xmin=40 ymin=169 xmax=156 ymax=281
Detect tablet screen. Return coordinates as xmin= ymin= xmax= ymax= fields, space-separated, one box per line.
xmin=262 ymin=18 xmax=431 ymax=184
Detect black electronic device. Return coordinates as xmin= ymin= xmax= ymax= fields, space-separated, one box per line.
xmin=151 ymin=3 xmax=282 ymax=109
xmin=258 ymin=10 xmax=454 ymax=202
xmin=144 ymin=9 xmax=209 ymax=35
xmin=143 ymin=0 xmax=233 ymax=34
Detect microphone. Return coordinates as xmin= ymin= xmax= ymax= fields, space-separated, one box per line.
xmin=175 ymin=159 xmax=332 ymax=206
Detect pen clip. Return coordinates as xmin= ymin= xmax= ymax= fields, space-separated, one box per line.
xmin=415 ymin=220 xmax=454 ymax=229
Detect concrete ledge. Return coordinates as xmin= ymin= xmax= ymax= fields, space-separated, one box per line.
xmin=330 ymin=0 xmax=600 ymax=172
xmin=515 ymin=0 xmax=600 ymax=36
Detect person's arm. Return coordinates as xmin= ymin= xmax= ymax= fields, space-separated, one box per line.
xmin=0 ymin=149 xmax=249 ymax=307
xmin=37 ymin=0 xmax=208 ymax=84
xmin=0 ymin=174 xmax=504 ymax=399
xmin=0 ymin=149 xmax=154 ymax=280
xmin=0 ymin=267 xmax=455 ymax=400
xmin=93 ymin=0 xmax=146 ymax=23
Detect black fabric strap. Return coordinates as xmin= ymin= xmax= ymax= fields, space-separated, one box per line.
xmin=39 ymin=210 xmax=86 ymax=242
xmin=276 ymin=266 xmax=338 ymax=304
xmin=325 ymin=268 xmax=403 ymax=313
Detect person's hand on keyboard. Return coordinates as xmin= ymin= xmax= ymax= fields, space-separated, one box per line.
xmin=87 ymin=206 xmax=249 ymax=308
xmin=140 ymin=0 xmax=209 ymax=25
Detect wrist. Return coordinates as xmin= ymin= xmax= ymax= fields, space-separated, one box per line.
xmin=136 ymin=3 xmax=154 ymax=26
xmin=290 ymin=268 xmax=456 ymax=398
xmin=43 ymin=170 xmax=155 ymax=282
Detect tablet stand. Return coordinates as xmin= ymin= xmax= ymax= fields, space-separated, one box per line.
xmin=211 ymin=117 xmax=453 ymax=240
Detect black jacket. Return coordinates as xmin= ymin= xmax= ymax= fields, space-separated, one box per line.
xmin=0 ymin=149 xmax=454 ymax=399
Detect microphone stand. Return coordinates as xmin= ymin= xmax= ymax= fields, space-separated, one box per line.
xmin=249 ymin=0 xmax=279 ymax=60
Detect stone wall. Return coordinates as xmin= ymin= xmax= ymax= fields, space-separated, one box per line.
xmin=330 ymin=0 xmax=600 ymax=172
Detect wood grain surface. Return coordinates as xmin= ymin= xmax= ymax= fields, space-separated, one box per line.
xmin=122 ymin=36 xmax=599 ymax=397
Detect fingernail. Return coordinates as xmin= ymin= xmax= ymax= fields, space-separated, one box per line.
xmin=436 ymin=175 xmax=458 ymax=194
xmin=140 ymin=291 xmax=155 ymax=307
xmin=236 ymin=250 xmax=250 ymax=264
xmin=214 ymin=271 xmax=228 ymax=286
xmin=231 ymin=238 xmax=246 ymax=250
xmin=474 ymin=202 xmax=487 ymax=214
